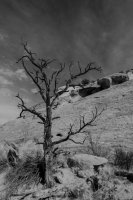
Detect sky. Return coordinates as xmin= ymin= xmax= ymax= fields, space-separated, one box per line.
xmin=1 ymin=0 xmax=133 ymax=124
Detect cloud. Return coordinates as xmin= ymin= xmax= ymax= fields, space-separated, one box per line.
xmin=0 ymin=88 xmax=13 ymax=97
xmin=22 ymin=97 xmax=31 ymax=104
xmin=0 ymin=68 xmax=27 ymax=81
xmin=0 ymin=68 xmax=14 ymax=77
xmin=0 ymin=75 xmax=13 ymax=85
xmin=31 ymin=88 xmax=38 ymax=94
xmin=15 ymin=69 xmax=27 ymax=80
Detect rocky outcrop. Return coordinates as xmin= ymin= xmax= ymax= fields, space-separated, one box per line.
xmin=79 ymin=86 xmax=101 ymax=97
xmin=97 ymin=77 xmax=112 ymax=90
xmin=97 ymin=73 xmax=129 ymax=91
xmin=111 ymin=73 xmax=129 ymax=85
xmin=67 ymin=154 xmax=108 ymax=171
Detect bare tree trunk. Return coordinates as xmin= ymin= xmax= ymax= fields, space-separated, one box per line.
xmin=43 ymin=145 xmax=54 ymax=187
xmin=43 ymin=96 xmax=54 ymax=187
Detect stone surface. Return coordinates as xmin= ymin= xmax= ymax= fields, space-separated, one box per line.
xmin=97 ymin=77 xmax=112 ymax=90
xmin=111 ymin=73 xmax=129 ymax=85
xmin=67 ymin=154 xmax=108 ymax=170
xmin=76 ymin=169 xmax=94 ymax=178
xmin=54 ymin=168 xmax=76 ymax=185
xmin=79 ymin=86 xmax=101 ymax=97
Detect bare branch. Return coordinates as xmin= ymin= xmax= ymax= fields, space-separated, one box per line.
xmin=52 ymin=107 xmax=104 ymax=146
xmin=69 ymin=136 xmax=88 ymax=145
xmin=52 ymin=116 xmax=60 ymax=120
xmin=53 ymin=63 xmax=65 ymax=94
xmin=16 ymin=93 xmax=45 ymax=122
xmin=17 ymin=58 xmax=47 ymax=103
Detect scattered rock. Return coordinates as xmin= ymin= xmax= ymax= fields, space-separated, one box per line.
xmin=54 ymin=168 xmax=76 ymax=185
xmin=76 ymin=169 xmax=94 ymax=179
xmin=86 ymin=175 xmax=99 ymax=192
xmin=67 ymin=154 xmax=108 ymax=170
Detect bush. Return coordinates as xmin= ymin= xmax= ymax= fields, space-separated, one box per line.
xmin=0 ymin=157 xmax=8 ymax=173
xmin=87 ymin=132 xmax=110 ymax=158
xmin=93 ymin=169 xmax=117 ymax=200
xmin=81 ymin=79 xmax=90 ymax=86
xmin=4 ymin=151 xmax=43 ymax=199
xmin=70 ymin=90 xmax=78 ymax=97
xmin=114 ymin=148 xmax=133 ymax=171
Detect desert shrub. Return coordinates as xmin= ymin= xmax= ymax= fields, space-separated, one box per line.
xmin=81 ymin=79 xmax=90 ymax=86
xmin=68 ymin=185 xmax=89 ymax=200
xmin=70 ymin=90 xmax=78 ymax=97
xmin=93 ymin=182 xmax=117 ymax=200
xmin=0 ymin=157 xmax=8 ymax=173
xmin=4 ymin=151 xmax=43 ymax=199
xmin=93 ymin=169 xmax=117 ymax=200
xmin=87 ymin=132 xmax=110 ymax=158
xmin=114 ymin=148 xmax=133 ymax=171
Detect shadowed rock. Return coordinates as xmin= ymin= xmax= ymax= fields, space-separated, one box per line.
xmin=79 ymin=86 xmax=101 ymax=97
xmin=111 ymin=73 xmax=129 ymax=85
xmin=97 ymin=77 xmax=112 ymax=90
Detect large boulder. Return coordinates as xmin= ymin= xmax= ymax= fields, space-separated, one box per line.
xmin=67 ymin=154 xmax=108 ymax=170
xmin=111 ymin=73 xmax=129 ymax=85
xmin=79 ymin=86 xmax=101 ymax=97
xmin=97 ymin=77 xmax=112 ymax=90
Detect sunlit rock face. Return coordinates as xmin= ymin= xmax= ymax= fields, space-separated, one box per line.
xmin=127 ymin=70 xmax=133 ymax=80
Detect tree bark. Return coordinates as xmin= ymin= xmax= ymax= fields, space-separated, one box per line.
xmin=43 ymin=94 xmax=54 ymax=187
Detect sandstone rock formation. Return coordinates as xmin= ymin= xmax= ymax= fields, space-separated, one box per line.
xmin=111 ymin=73 xmax=129 ymax=85
xmin=97 ymin=77 xmax=112 ymax=90
xmin=79 ymin=86 xmax=101 ymax=97
xmin=67 ymin=154 xmax=108 ymax=171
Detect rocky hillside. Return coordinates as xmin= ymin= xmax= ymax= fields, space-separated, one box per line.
xmin=0 ymin=73 xmax=133 ymax=152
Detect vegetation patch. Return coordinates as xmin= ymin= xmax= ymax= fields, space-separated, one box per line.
xmin=114 ymin=148 xmax=133 ymax=171
xmin=4 ymin=151 xmax=43 ymax=199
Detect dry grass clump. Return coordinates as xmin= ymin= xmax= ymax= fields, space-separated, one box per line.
xmin=92 ymin=168 xmax=117 ymax=200
xmin=114 ymin=148 xmax=133 ymax=171
xmin=0 ymin=157 xmax=8 ymax=173
xmin=4 ymin=151 xmax=43 ymax=199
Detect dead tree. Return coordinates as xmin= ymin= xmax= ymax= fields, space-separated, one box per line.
xmin=16 ymin=42 xmax=102 ymax=187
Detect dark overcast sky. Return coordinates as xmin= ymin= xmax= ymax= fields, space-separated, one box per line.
xmin=0 ymin=0 xmax=133 ymax=124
